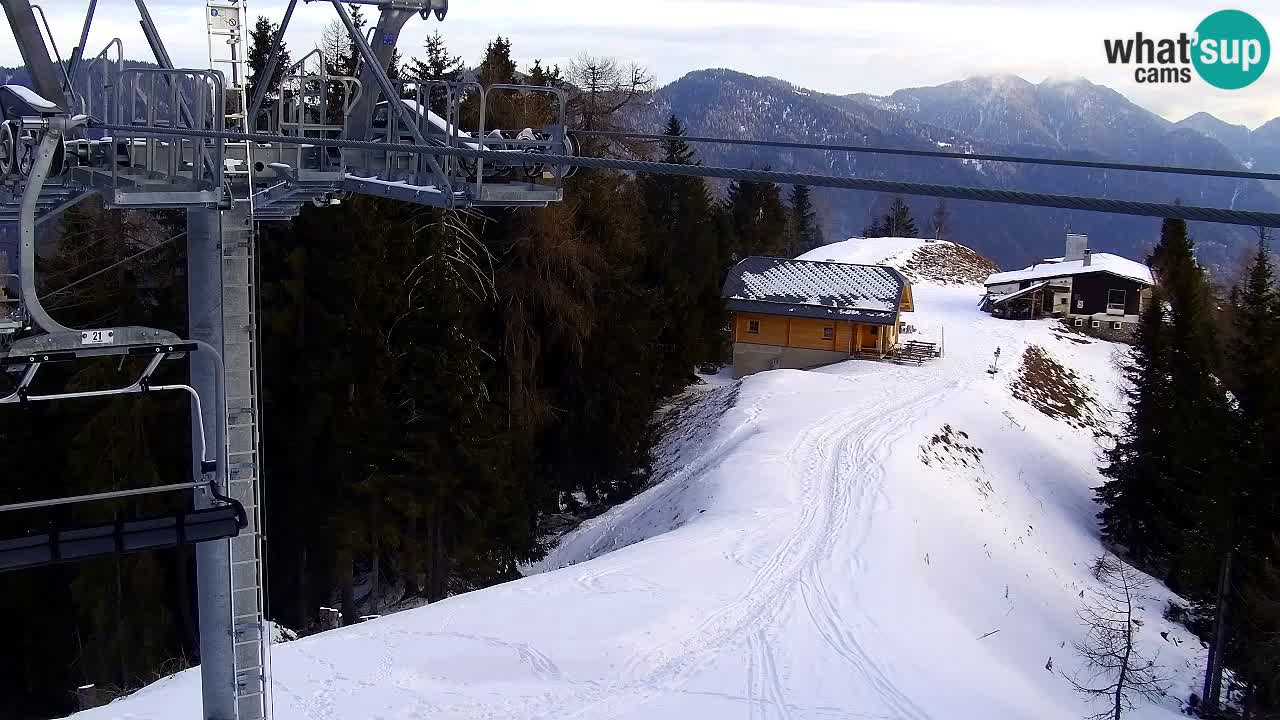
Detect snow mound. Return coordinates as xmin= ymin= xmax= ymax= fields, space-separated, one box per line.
xmin=76 ymin=249 xmax=1204 ymax=720
xmin=800 ymin=236 xmax=998 ymax=286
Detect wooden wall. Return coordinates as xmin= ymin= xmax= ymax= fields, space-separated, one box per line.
xmin=736 ymin=313 xmax=884 ymax=355
xmin=734 ymin=313 xmax=789 ymax=346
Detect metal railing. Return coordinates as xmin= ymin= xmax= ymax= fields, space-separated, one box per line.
xmin=113 ymin=68 xmax=225 ymax=191
xmin=275 ymin=50 xmax=361 ymax=176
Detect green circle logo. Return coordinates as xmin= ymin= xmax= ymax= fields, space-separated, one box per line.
xmin=1193 ymin=10 xmax=1270 ymax=89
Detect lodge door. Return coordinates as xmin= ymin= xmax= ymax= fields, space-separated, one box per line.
xmin=859 ymin=324 xmax=879 ymax=351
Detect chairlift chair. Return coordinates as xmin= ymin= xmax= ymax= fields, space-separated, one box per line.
xmin=0 ymin=115 xmax=245 ymax=572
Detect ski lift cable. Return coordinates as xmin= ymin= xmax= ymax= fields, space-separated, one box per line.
xmin=89 ymin=121 xmax=1280 ymax=228
xmin=39 ymin=230 xmax=186 ymax=300
xmin=571 ymin=129 xmax=1280 ymax=183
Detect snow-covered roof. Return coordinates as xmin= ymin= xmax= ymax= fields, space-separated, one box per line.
xmin=721 ymin=256 xmax=908 ymax=324
xmin=985 ymin=253 xmax=1153 ymax=287
xmin=1 ymin=84 xmax=58 ymax=111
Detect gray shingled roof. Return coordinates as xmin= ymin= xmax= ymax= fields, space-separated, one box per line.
xmin=721 ymin=256 xmax=908 ymax=325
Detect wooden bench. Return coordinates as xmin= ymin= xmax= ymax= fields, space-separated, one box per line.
xmin=891 ymin=340 xmax=939 ymax=365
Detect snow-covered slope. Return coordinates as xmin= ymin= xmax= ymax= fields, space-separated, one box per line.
xmin=76 ymin=239 xmax=1205 ymax=720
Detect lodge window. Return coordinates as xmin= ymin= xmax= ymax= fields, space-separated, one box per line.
xmin=1074 ymin=318 xmax=1084 ymax=327
xmin=1091 ymin=319 xmax=1101 ymax=329
xmin=1112 ymin=322 xmax=1123 ymax=330
xmin=1107 ymin=289 xmax=1127 ymax=311
xmin=1076 ymin=296 xmax=1084 ymax=310
xmin=822 ymin=327 xmax=834 ymax=340
xmin=747 ymin=319 xmax=760 ymax=334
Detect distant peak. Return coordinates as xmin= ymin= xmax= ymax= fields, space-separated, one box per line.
xmin=963 ymin=73 xmax=1032 ymax=87
xmin=1041 ymin=75 xmax=1094 ymax=88
xmin=1175 ymin=111 xmax=1247 ymax=130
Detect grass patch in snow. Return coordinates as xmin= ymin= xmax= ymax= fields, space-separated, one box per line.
xmin=920 ymin=424 xmax=992 ymax=495
xmin=1010 ymin=345 xmax=1103 ymax=431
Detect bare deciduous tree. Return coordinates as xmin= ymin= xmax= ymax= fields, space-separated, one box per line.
xmin=1063 ymin=555 xmax=1169 ymax=720
xmin=929 ymin=199 xmax=952 ymax=242
xmin=564 ymin=54 xmax=653 ymax=156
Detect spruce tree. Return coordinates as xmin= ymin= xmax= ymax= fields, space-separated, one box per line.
xmin=639 ymin=115 xmax=723 ymax=389
xmin=785 ymin=184 xmax=822 ymax=256
xmin=882 ymin=196 xmax=918 ymax=238
xmin=1227 ymin=230 xmax=1277 ymax=548
xmin=1221 ymin=231 xmax=1280 ymax=711
xmin=1098 ymin=218 xmax=1233 ymax=582
xmin=246 ymin=16 xmax=290 ymax=126
xmin=725 ymin=176 xmax=787 ymax=259
xmin=1097 ymin=285 xmax=1174 ymax=564
xmin=405 ymin=31 xmax=464 ymax=113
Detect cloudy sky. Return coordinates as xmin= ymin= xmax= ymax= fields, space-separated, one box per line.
xmin=9 ymin=0 xmax=1280 ymax=127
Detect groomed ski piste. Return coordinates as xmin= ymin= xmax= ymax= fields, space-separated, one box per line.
xmin=76 ymin=237 xmax=1207 ymax=720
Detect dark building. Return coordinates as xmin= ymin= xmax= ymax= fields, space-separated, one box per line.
xmin=982 ymin=233 xmax=1154 ymax=340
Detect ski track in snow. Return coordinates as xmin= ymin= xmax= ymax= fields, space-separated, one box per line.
xmin=534 ymin=376 xmax=952 ymax=719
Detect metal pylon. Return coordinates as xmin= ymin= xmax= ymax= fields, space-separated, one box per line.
xmin=208 ymin=2 xmax=271 ymax=718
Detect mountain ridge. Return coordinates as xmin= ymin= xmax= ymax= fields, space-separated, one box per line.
xmin=640 ymin=69 xmax=1276 ymax=269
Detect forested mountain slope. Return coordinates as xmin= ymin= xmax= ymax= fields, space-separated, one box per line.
xmin=637 ymin=70 xmax=1274 ymax=270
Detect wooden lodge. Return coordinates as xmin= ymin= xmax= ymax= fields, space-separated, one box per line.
xmin=721 ymin=256 xmax=915 ymax=378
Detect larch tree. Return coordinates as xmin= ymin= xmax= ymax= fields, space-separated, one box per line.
xmin=564 ymin=53 xmax=653 ymax=155
xmin=1064 ymin=556 xmax=1169 ymax=720
xmin=929 ymin=199 xmax=952 ymax=242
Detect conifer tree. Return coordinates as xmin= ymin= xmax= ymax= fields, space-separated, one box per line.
xmin=1097 ymin=286 xmax=1173 ymax=564
xmin=639 ymin=116 xmax=724 ymax=389
xmin=1239 ymin=536 xmax=1280 ymax=716
xmin=246 ymin=16 xmax=290 ymax=126
xmin=1097 ymin=218 xmax=1233 ymax=581
xmin=1226 ymin=230 xmax=1277 ymax=550
xmin=404 ymin=31 xmax=464 ymax=114
xmin=1217 ymin=230 xmax=1280 ymax=712
xmin=882 ymin=196 xmax=918 ymax=238
xmin=725 ymin=176 xmax=787 ymax=259
xmin=785 ymin=184 xmax=822 ymax=256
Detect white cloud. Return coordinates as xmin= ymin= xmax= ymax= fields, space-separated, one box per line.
xmin=6 ymin=0 xmax=1279 ymax=127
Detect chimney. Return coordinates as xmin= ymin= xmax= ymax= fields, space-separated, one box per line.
xmin=1065 ymin=233 xmax=1088 ymax=262
xmin=1083 ymin=248 xmax=1093 ymax=267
